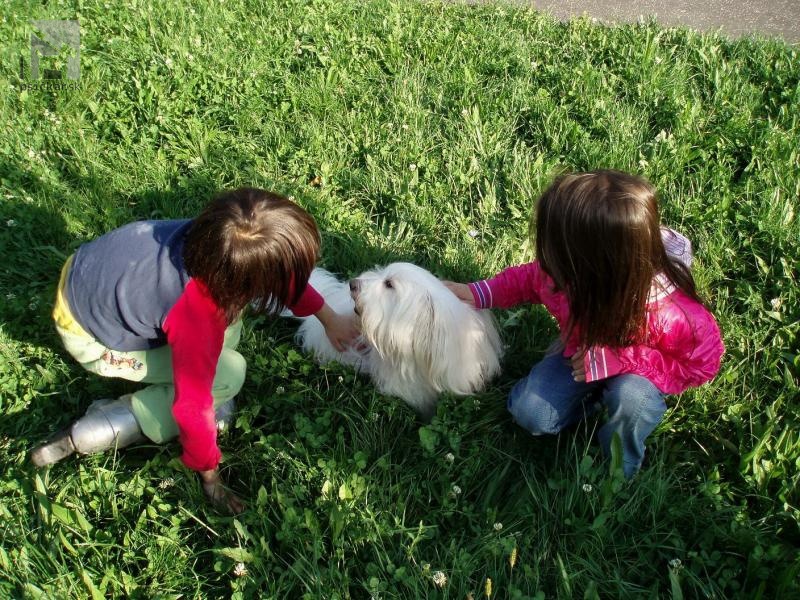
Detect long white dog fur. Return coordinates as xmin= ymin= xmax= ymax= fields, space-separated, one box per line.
xmin=293 ymin=263 xmax=503 ymax=418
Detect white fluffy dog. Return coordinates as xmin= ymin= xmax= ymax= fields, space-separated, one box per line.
xmin=292 ymin=263 xmax=503 ymax=418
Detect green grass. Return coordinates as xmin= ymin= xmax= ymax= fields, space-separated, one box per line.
xmin=1 ymin=0 xmax=799 ymax=597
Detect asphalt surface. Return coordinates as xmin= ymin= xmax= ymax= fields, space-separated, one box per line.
xmin=463 ymin=0 xmax=800 ymax=44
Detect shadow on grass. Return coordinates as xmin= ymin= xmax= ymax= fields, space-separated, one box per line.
xmin=0 ymin=162 xmax=224 ymax=450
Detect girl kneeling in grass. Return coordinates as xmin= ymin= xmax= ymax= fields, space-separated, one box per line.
xmin=446 ymin=170 xmax=724 ymax=478
xmin=31 ymin=188 xmax=359 ymax=512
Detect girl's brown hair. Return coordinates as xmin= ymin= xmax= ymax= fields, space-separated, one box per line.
xmin=183 ymin=188 xmax=321 ymax=322
xmin=532 ymin=170 xmax=699 ymax=348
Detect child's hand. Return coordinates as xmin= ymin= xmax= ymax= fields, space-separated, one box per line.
xmin=315 ymin=303 xmax=361 ymax=351
xmin=442 ymin=281 xmax=475 ymax=307
xmin=200 ymin=468 xmax=245 ymax=514
xmin=571 ymin=350 xmax=586 ymax=382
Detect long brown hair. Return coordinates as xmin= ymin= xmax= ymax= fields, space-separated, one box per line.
xmin=183 ymin=188 xmax=321 ymax=322
xmin=532 ymin=170 xmax=699 ymax=348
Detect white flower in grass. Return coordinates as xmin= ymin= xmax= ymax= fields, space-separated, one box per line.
xmin=493 ymin=522 xmax=503 ymax=531
xmin=444 ymin=452 xmax=455 ymax=463
xmin=233 ymin=562 xmax=248 ymax=577
xmin=669 ymin=558 xmax=682 ymax=570
xmin=6 ymin=219 xmax=17 ymax=227
xmin=6 ymin=293 xmax=16 ymax=300
xmin=409 ymin=163 xmax=417 ymax=171
xmin=158 ymin=477 xmax=175 ymax=490
xmin=582 ymin=483 xmax=593 ymax=493
xmin=164 ymin=57 xmax=173 ymax=68
xmin=770 ymin=297 xmax=782 ymax=311
xmin=467 ymin=229 xmax=479 ymax=238
xmin=276 ymin=386 xmax=285 ymax=394
xmin=432 ymin=570 xmax=447 ymax=588
xmin=338 ymin=375 xmax=344 ymax=383
xmin=451 ymin=484 xmax=462 ymax=496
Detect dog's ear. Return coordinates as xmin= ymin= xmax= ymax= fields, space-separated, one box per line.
xmin=424 ymin=296 xmax=503 ymax=395
xmin=412 ymin=291 xmax=465 ymax=393
xmin=410 ymin=293 xmax=437 ymax=372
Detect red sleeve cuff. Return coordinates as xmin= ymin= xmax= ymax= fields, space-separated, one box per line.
xmin=584 ymin=347 xmax=625 ymax=383
xmin=468 ymin=280 xmax=494 ymax=309
xmin=181 ymin=446 xmax=222 ymax=471
xmin=289 ymin=283 xmax=324 ymax=317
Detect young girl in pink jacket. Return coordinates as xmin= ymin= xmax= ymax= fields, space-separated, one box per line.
xmin=447 ymin=170 xmax=724 ymax=478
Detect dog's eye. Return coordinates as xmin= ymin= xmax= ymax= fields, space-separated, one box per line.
xmin=384 ymin=279 xmax=394 ymax=289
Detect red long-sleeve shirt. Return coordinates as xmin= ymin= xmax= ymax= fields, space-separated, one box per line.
xmin=163 ymin=279 xmax=323 ymax=471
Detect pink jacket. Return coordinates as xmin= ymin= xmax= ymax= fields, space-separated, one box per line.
xmin=468 ymin=230 xmax=724 ymax=395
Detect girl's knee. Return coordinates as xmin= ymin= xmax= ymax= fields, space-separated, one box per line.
xmin=214 ymin=350 xmax=247 ymax=397
xmin=508 ymin=384 xmax=562 ymax=435
xmin=604 ymin=376 xmax=665 ymax=422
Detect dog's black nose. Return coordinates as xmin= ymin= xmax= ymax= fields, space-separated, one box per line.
xmin=349 ymin=279 xmax=360 ymax=292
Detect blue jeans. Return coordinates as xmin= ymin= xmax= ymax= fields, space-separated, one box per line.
xmin=508 ymin=352 xmax=666 ymax=478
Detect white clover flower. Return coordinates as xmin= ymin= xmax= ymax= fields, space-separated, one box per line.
xmin=402 ymin=123 xmax=409 ymax=130
xmin=432 ymin=571 xmax=447 ymax=588
xmin=158 ymin=477 xmax=175 ymax=490
xmin=6 ymin=219 xmax=17 ymax=227
xmin=6 ymin=293 xmax=16 ymax=300
xmin=669 ymin=558 xmax=682 ymax=570
xmin=409 ymin=163 xmax=417 ymax=171
xmin=451 ymin=484 xmax=462 ymax=496
xmin=467 ymin=229 xmax=479 ymax=238
xmin=493 ymin=522 xmax=503 ymax=531
xmin=338 ymin=375 xmax=344 ymax=383
xmin=770 ymin=297 xmax=782 ymax=311
xmin=444 ymin=452 xmax=455 ymax=463
xmin=276 ymin=386 xmax=285 ymax=394
xmin=164 ymin=57 xmax=173 ymax=68
xmin=233 ymin=562 xmax=248 ymax=577
xmin=582 ymin=483 xmax=593 ymax=493
xmin=461 ymin=108 xmax=469 ymax=117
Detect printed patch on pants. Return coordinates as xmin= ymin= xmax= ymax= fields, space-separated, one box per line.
xmin=101 ymin=351 xmax=144 ymax=371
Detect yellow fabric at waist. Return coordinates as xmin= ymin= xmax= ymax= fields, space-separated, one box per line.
xmin=53 ymin=255 xmax=92 ymax=338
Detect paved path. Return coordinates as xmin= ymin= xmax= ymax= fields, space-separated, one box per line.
xmin=470 ymin=0 xmax=800 ymax=44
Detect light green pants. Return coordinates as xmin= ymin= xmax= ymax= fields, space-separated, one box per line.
xmin=56 ymin=320 xmax=246 ymax=444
